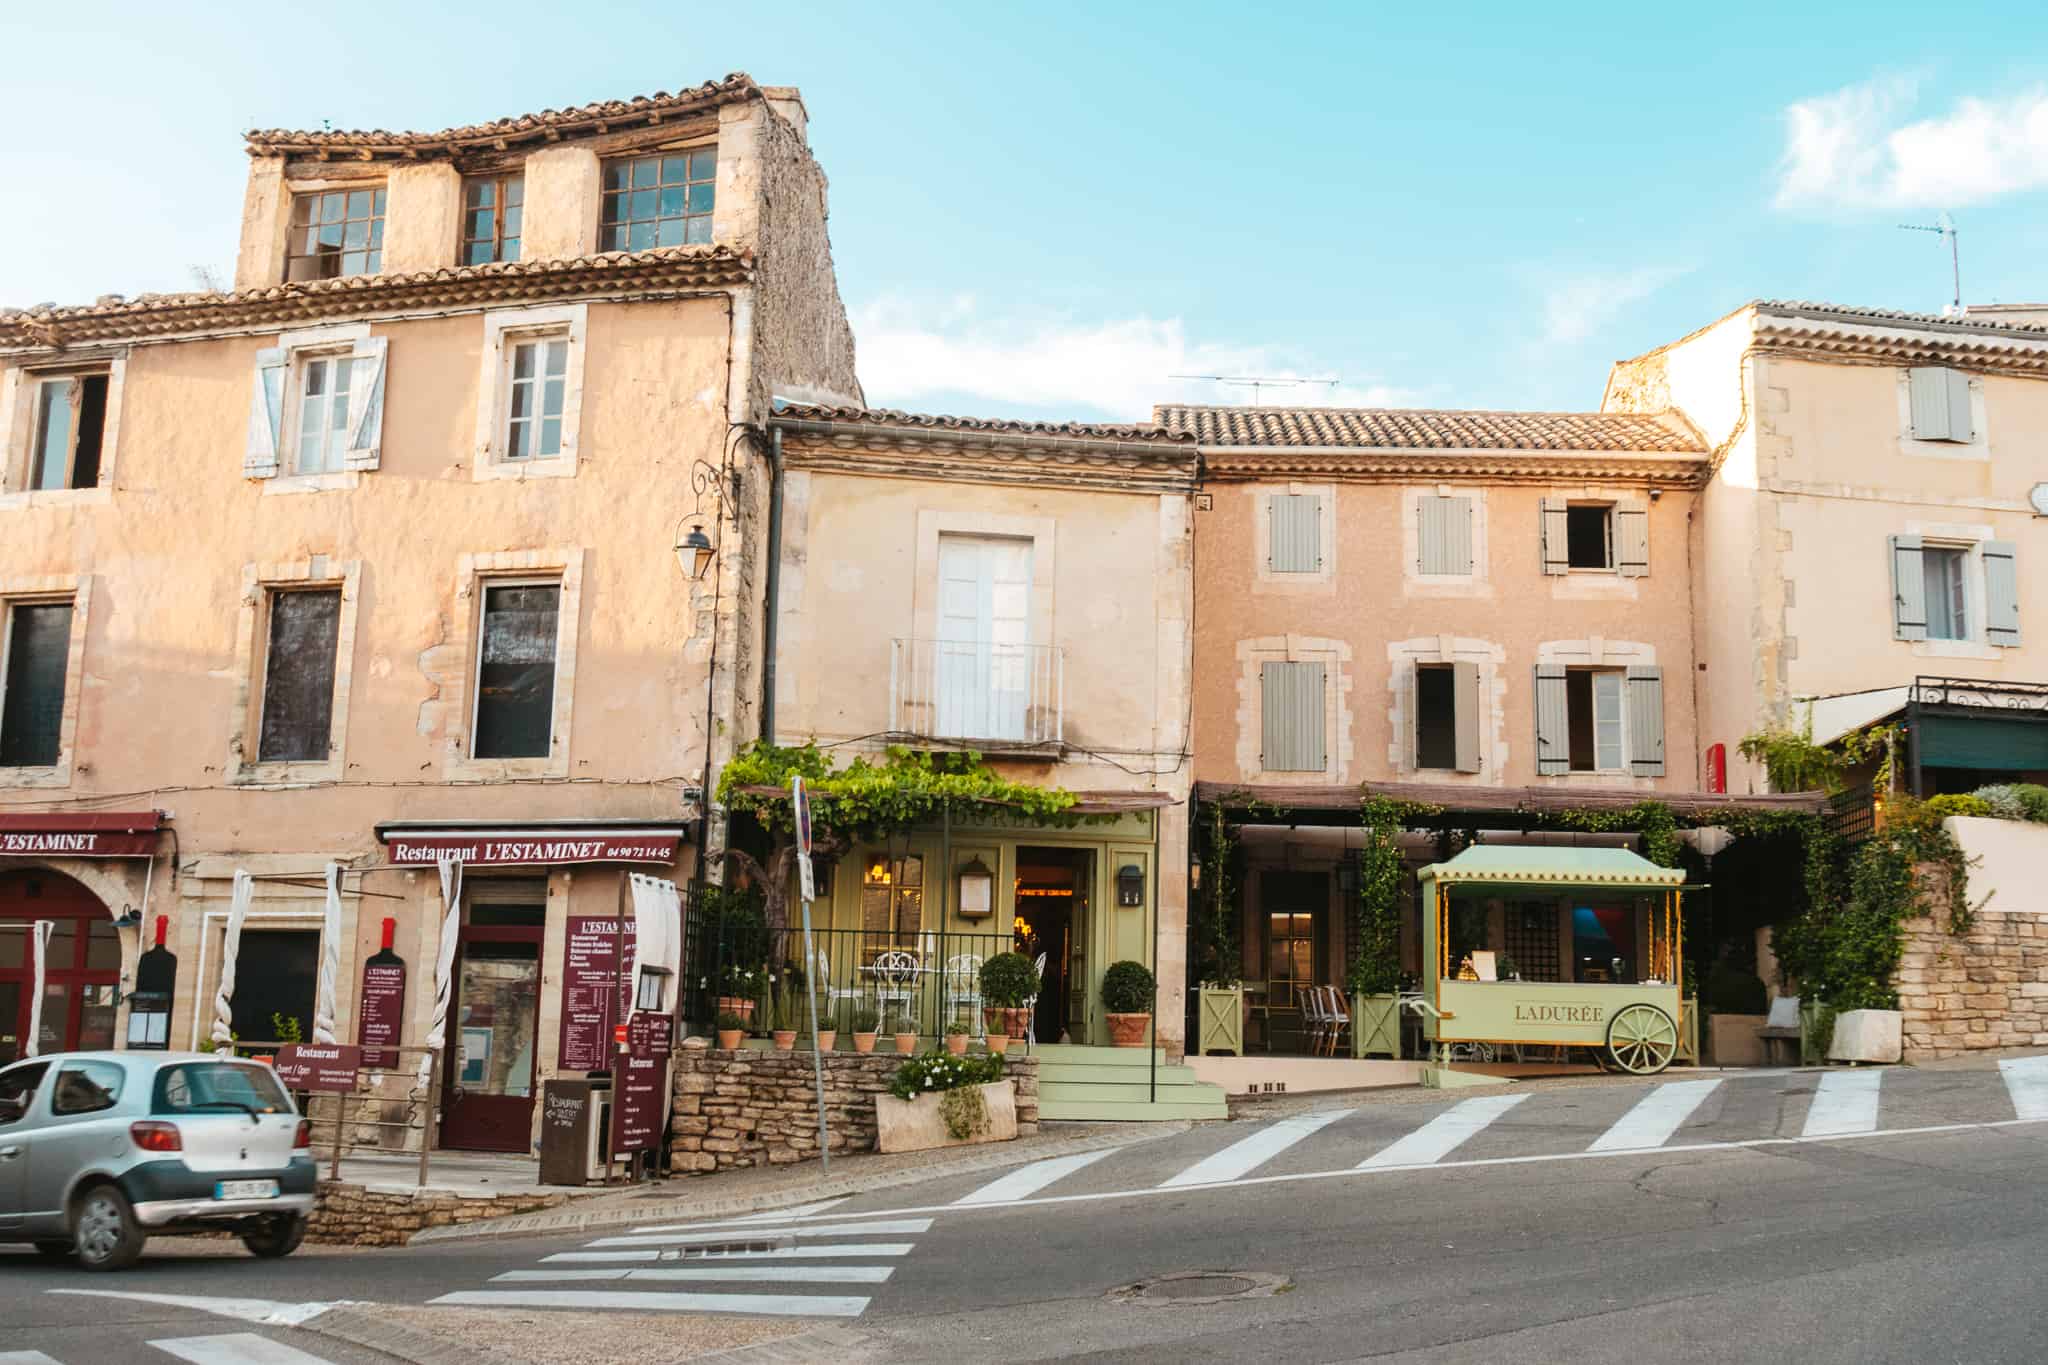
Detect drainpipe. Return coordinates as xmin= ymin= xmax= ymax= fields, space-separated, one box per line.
xmin=761 ymin=424 xmax=786 ymax=745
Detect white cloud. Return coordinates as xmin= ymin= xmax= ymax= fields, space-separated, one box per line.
xmin=1538 ymin=265 xmax=1691 ymax=345
xmin=1775 ymin=77 xmax=2048 ymax=211
xmin=847 ymin=296 xmax=1414 ymax=422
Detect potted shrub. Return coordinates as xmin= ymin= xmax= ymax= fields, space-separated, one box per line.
xmin=985 ymin=1027 xmax=1011 ymax=1056
xmin=1346 ymin=952 xmax=1401 ymax=1060
xmin=714 ymin=1011 xmax=746 ymax=1050
xmin=715 ymin=963 xmax=762 ymax=1025
xmin=850 ymin=1005 xmax=880 ymax=1054
xmin=979 ymin=952 xmax=1039 ymax=1040
xmin=768 ymin=981 xmax=799 ymax=1051
xmin=1101 ymin=960 xmax=1155 ymax=1048
xmin=875 ymin=1050 xmax=1017 ymax=1153
xmin=893 ymin=1025 xmax=919 ymax=1054
xmin=945 ymin=1022 xmax=971 ymax=1056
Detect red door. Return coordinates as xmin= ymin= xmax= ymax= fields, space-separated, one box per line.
xmin=0 ymin=870 xmax=119 ymax=1065
xmin=439 ymin=900 xmax=544 ymax=1153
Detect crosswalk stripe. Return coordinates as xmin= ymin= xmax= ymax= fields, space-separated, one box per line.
xmin=429 ymin=1289 xmax=869 ymax=1318
xmin=955 ymin=1148 xmax=1116 ymax=1204
xmin=493 ymin=1266 xmax=894 ymax=1284
xmin=589 ymin=1218 xmax=931 ymax=1248
xmin=148 ymin=1333 xmax=334 ymax=1365
xmin=1999 ymin=1056 xmax=2048 ymax=1120
xmin=1588 ymin=1079 xmax=1723 ymax=1152
xmin=1802 ymin=1070 xmax=1883 ymax=1137
xmin=1162 ymin=1108 xmax=1355 ymax=1188
xmin=1358 ymin=1094 xmax=1529 ymax=1168
xmin=543 ymin=1243 xmax=916 ymax=1264
xmin=0 ymin=1352 xmax=64 ymax=1364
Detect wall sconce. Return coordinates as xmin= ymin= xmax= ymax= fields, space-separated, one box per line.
xmin=673 ymin=457 xmax=741 ymax=581
xmin=957 ymin=856 xmax=993 ymax=918
xmin=675 ymin=523 xmax=715 ymax=580
xmin=1189 ymin=859 xmax=1201 ymax=891
xmin=1117 ymin=861 xmax=1145 ymax=908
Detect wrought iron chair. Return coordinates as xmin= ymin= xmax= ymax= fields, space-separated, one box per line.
xmin=942 ymin=954 xmax=985 ymax=1036
xmin=1023 ymin=950 xmax=1049 ymax=1048
xmin=1300 ymin=985 xmax=1331 ymax=1056
xmin=873 ymin=949 xmax=921 ymax=1037
xmin=1322 ymin=986 xmax=1351 ymax=1057
xmin=815 ymin=947 xmax=864 ymax=1032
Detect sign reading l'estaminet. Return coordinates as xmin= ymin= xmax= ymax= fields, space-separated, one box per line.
xmin=0 ymin=829 xmax=158 ymax=857
xmin=384 ymin=832 xmax=680 ymax=866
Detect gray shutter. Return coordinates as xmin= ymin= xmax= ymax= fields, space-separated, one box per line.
xmin=1539 ymin=496 xmax=1569 ymax=575
xmin=1888 ymin=533 xmax=1927 ymax=640
xmin=1614 ymin=497 xmax=1649 ymax=578
xmin=244 ymin=347 xmax=286 ymax=479
xmin=1534 ymin=664 xmax=1569 ymax=775
xmin=1984 ymin=540 xmax=2021 ymax=647
xmin=1945 ymin=369 xmax=1973 ymax=442
xmin=1452 ymin=660 xmax=1482 ymax=773
xmin=1269 ymin=494 xmax=1322 ymax=573
xmin=1908 ymin=367 xmax=1972 ymax=442
xmin=1261 ymin=660 xmax=1326 ymax=772
xmin=1626 ymin=665 xmax=1666 ymax=777
xmin=1418 ymin=495 xmax=1473 ymax=575
xmin=342 ymin=335 xmax=387 ymax=471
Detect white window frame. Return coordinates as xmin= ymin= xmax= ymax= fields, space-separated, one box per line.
xmin=1903 ymin=522 xmax=2001 ymax=660
xmin=225 ymin=558 xmax=362 ymax=786
xmin=1535 ymin=639 xmax=1662 ymax=784
xmin=0 ymin=355 xmax=124 ymax=508
xmin=260 ymin=322 xmax=374 ymax=494
xmin=443 ymin=549 xmax=585 ymax=780
xmin=0 ymin=574 xmax=91 ymax=789
xmin=474 ymin=305 xmax=587 ymax=481
xmin=286 ymin=348 xmax=359 ymax=477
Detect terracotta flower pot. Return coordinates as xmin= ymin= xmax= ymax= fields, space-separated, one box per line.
xmin=716 ymin=1029 xmax=743 ymax=1049
xmin=1106 ymin=1011 xmax=1151 ymax=1047
xmin=946 ymin=1033 xmax=969 ymax=1056
xmin=772 ymin=1030 xmax=797 ymax=1051
xmin=986 ymin=1032 xmax=1011 ymax=1056
xmin=894 ymin=1031 xmax=918 ymax=1054
xmin=716 ymin=996 xmax=757 ymax=1023
xmin=1005 ymin=1007 xmax=1030 ymax=1039
xmin=853 ymin=1032 xmax=878 ymax=1054
xmin=984 ymin=1006 xmax=1007 ymax=1035
xmin=815 ymin=1029 xmax=837 ymax=1053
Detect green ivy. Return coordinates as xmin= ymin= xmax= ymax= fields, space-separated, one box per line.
xmin=1346 ymin=796 xmax=1428 ymax=996
xmin=1195 ymin=803 xmax=1241 ymax=987
xmin=1548 ymin=800 xmax=1682 ymax=868
xmin=719 ymin=742 xmax=1089 ymax=838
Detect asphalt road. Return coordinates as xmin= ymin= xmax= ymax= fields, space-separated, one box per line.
xmin=4 ymin=1062 xmax=2046 ymax=1363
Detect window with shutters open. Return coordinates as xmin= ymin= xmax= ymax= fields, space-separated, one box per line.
xmin=1261 ymin=660 xmax=1327 ymax=772
xmin=1889 ymin=532 xmax=2021 ymax=648
xmin=1541 ymin=496 xmax=1647 ymax=577
xmin=1415 ymin=662 xmax=1482 ymax=773
xmin=1907 ymin=367 xmax=1974 ymax=444
xmin=1535 ymin=662 xmax=1664 ymax=777
xmin=244 ymin=328 xmax=386 ymax=483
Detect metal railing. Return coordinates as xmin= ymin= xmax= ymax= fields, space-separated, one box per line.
xmin=889 ymin=637 xmax=1063 ymax=747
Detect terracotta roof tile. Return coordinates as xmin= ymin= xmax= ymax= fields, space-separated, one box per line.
xmin=1153 ymin=405 xmax=1703 ymax=452
xmin=245 ymin=74 xmax=759 ymax=157
xmin=773 ymin=404 xmax=1192 ymax=444
xmin=1758 ymin=298 xmax=2048 ymax=337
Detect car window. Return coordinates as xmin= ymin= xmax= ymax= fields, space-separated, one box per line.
xmin=153 ymin=1061 xmax=291 ymax=1115
xmin=50 ymin=1060 xmax=126 ymax=1117
xmin=0 ymin=1062 xmax=50 ymax=1126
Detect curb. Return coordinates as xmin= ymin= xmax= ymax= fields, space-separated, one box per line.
xmin=410 ymin=1122 xmax=1189 ymax=1245
xmin=305 ymin=1305 xmax=537 ymax=1365
xmin=687 ymin=1325 xmax=877 ymax=1363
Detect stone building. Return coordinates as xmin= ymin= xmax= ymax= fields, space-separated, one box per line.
xmin=0 ymin=73 xmax=859 ymax=1152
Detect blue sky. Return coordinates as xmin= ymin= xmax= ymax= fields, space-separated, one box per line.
xmin=5 ymin=2 xmax=2044 ymax=420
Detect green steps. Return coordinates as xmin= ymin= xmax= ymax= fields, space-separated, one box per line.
xmin=1026 ymin=1044 xmax=1229 ymax=1122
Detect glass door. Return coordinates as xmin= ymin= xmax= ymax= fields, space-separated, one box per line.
xmin=440 ymin=890 xmax=544 ymax=1153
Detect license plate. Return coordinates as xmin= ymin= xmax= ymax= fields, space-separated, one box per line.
xmin=215 ymin=1179 xmax=279 ymax=1200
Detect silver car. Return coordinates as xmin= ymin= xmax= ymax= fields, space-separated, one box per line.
xmin=0 ymin=1051 xmax=316 ymax=1269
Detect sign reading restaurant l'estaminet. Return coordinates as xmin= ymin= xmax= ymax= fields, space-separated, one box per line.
xmin=385 ymin=833 xmax=680 ymax=866
xmin=0 ymin=829 xmax=158 ymax=857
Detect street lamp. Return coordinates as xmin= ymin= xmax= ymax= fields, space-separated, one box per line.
xmin=674 ymin=455 xmax=741 ymax=581
xmin=675 ymin=522 xmax=715 ymax=580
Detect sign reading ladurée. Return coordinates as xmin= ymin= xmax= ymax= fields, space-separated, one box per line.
xmin=385 ymin=832 xmax=679 ymax=866
xmin=1511 ymin=1002 xmax=1607 ymax=1024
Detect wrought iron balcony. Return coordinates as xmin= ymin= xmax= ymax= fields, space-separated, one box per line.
xmin=889 ymin=638 xmax=1064 ymax=749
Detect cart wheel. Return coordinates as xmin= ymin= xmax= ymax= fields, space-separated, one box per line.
xmin=1605 ymin=1003 xmax=1678 ymax=1075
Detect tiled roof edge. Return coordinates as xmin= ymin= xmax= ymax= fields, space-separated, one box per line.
xmin=772 ymin=403 xmax=1195 ymax=445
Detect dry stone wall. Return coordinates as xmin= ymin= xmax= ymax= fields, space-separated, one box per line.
xmin=1898 ymin=910 xmax=2048 ymax=1059
xmin=671 ymin=1046 xmax=1040 ymax=1173
xmin=308 ymin=1181 xmax=572 ymax=1247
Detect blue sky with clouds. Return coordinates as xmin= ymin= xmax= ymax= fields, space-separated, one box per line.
xmin=5 ymin=2 xmax=2044 ymax=421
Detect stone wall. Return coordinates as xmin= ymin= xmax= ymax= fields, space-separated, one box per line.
xmin=1898 ymin=911 xmax=2048 ymax=1059
xmin=308 ymin=1180 xmax=572 ymax=1248
xmin=671 ymin=1047 xmax=1039 ymax=1174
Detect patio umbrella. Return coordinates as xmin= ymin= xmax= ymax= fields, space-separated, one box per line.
xmin=24 ymin=920 xmax=54 ymax=1057
xmin=312 ymin=862 xmax=342 ymax=1044
xmin=211 ymin=870 xmax=253 ymax=1049
xmin=416 ymin=857 xmax=462 ymax=1091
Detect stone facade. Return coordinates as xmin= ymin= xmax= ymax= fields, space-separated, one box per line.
xmin=670 ymin=1047 xmax=1040 ymax=1173
xmin=307 ymin=1180 xmax=572 ymax=1247
xmin=1897 ymin=910 xmax=2048 ymax=1059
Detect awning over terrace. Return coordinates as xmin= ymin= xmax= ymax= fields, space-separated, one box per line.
xmin=1419 ymin=844 xmax=1689 ymax=888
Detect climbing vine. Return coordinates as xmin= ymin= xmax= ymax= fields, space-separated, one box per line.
xmin=1195 ymin=802 xmax=1242 ymax=987
xmin=1738 ymin=721 xmax=1900 ymax=796
xmin=1548 ymin=800 xmax=1683 ymax=869
xmin=1346 ymin=797 xmax=1433 ymax=996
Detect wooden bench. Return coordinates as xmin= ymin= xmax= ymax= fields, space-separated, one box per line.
xmin=1758 ymin=996 xmax=1802 ymax=1065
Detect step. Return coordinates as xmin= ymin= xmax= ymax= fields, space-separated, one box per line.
xmin=1034 ymin=1080 xmax=1226 ymax=1105
xmin=1036 ymin=1064 xmax=1216 ymax=1089
xmin=1025 ymin=1045 xmax=1174 ymax=1066
xmin=1038 ymin=1097 xmax=1230 ymax=1122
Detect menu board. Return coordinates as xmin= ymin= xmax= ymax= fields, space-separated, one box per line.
xmin=611 ymin=1013 xmax=673 ymax=1154
xmin=274 ymin=1043 xmax=362 ymax=1093
xmin=558 ymin=915 xmax=638 ymax=1073
xmin=357 ymin=952 xmax=406 ymax=1070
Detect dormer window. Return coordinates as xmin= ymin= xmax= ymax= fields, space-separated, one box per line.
xmin=462 ymin=176 xmax=523 ymax=265
xmin=287 ymin=188 xmax=387 ymax=281
xmin=599 ymin=150 xmax=715 ymax=251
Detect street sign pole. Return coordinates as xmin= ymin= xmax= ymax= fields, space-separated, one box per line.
xmin=793 ymin=776 xmax=829 ymax=1167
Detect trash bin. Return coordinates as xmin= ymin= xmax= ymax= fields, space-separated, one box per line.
xmin=540 ymin=1078 xmax=609 ymax=1186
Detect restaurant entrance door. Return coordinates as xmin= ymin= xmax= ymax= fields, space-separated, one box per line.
xmin=0 ymin=870 xmax=118 ymax=1064
xmin=440 ymin=883 xmax=545 ymax=1152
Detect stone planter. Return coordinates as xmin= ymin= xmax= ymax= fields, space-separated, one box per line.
xmin=1828 ymin=1008 xmax=1903 ymax=1064
xmin=1706 ymin=1013 xmax=1767 ymax=1067
xmin=1106 ymin=1011 xmax=1150 ymax=1047
xmin=1350 ymin=993 xmax=1400 ymax=1059
xmin=1198 ymin=984 xmax=1244 ymax=1056
xmin=875 ymin=1080 xmax=1018 ymax=1154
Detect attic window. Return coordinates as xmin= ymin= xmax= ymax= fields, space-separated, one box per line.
xmin=287 ymin=188 xmax=387 ymax=281
xmin=599 ymin=150 xmax=716 ymax=251
xmin=29 ymin=375 xmax=107 ymax=491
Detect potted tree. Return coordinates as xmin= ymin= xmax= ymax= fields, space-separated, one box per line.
xmin=1101 ymin=960 xmax=1155 ymax=1048
xmin=714 ymin=1011 xmax=746 ymax=1050
xmin=1348 ymin=804 xmax=1403 ymax=1059
xmin=1195 ymin=807 xmax=1246 ymax=1056
xmin=979 ymin=952 xmax=1039 ymax=1040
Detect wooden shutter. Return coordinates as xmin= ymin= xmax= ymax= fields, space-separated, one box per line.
xmin=1269 ymin=494 xmax=1322 ymax=573
xmin=1984 ymin=540 xmax=2021 ymax=647
xmin=1614 ymin=496 xmax=1650 ymax=578
xmin=1888 ymin=534 xmax=1927 ymax=641
xmin=1418 ymin=495 xmax=1473 ymax=575
xmin=1261 ymin=661 xmax=1326 ymax=772
xmin=1533 ymin=664 xmax=1569 ymax=774
xmin=244 ymin=347 xmax=286 ymax=479
xmin=1908 ymin=367 xmax=1973 ymax=442
xmin=1539 ymin=497 xmax=1569 ymax=575
xmin=1626 ymin=665 xmax=1665 ymax=777
xmin=1452 ymin=660 xmax=1482 ymax=773
xmin=343 ymin=335 xmax=388 ymax=471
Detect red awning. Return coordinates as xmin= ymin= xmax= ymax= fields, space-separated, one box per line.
xmin=0 ymin=811 xmax=165 ymax=858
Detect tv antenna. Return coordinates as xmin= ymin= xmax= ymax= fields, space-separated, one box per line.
xmin=1169 ymin=373 xmax=1340 ymax=406
xmin=1898 ymin=213 xmax=1960 ymax=315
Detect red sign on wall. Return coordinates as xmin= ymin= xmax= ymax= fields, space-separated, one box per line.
xmin=558 ymin=915 xmax=638 ymax=1073
xmin=273 ymin=1044 xmax=362 ymax=1093
xmin=611 ymin=1015 xmax=673 ymax=1154
xmin=357 ymin=952 xmax=406 ymax=1070
xmin=1705 ymin=742 xmax=1728 ymax=795
xmin=0 ymin=813 xmax=161 ymax=857
xmin=383 ymin=832 xmax=680 ymax=867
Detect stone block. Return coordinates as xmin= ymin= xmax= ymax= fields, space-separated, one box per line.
xmin=1827 ymin=1009 xmax=1902 ymax=1064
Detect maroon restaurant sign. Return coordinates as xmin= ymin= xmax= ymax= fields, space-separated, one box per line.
xmin=357 ymin=953 xmax=406 ymax=1070
xmin=384 ymin=831 xmax=679 ymax=867
xmin=0 ymin=813 xmax=161 ymax=858
xmin=558 ymin=915 xmax=637 ymax=1073
xmin=611 ymin=1013 xmax=673 ymax=1154
xmin=273 ymin=1044 xmax=362 ymax=1093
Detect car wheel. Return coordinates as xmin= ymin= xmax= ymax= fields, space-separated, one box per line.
xmin=71 ymin=1184 xmax=146 ymax=1271
xmin=33 ymin=1240 xmax=74 ymax=1261
xmin=241 ymin=1213 xmax=307 ymax=1259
